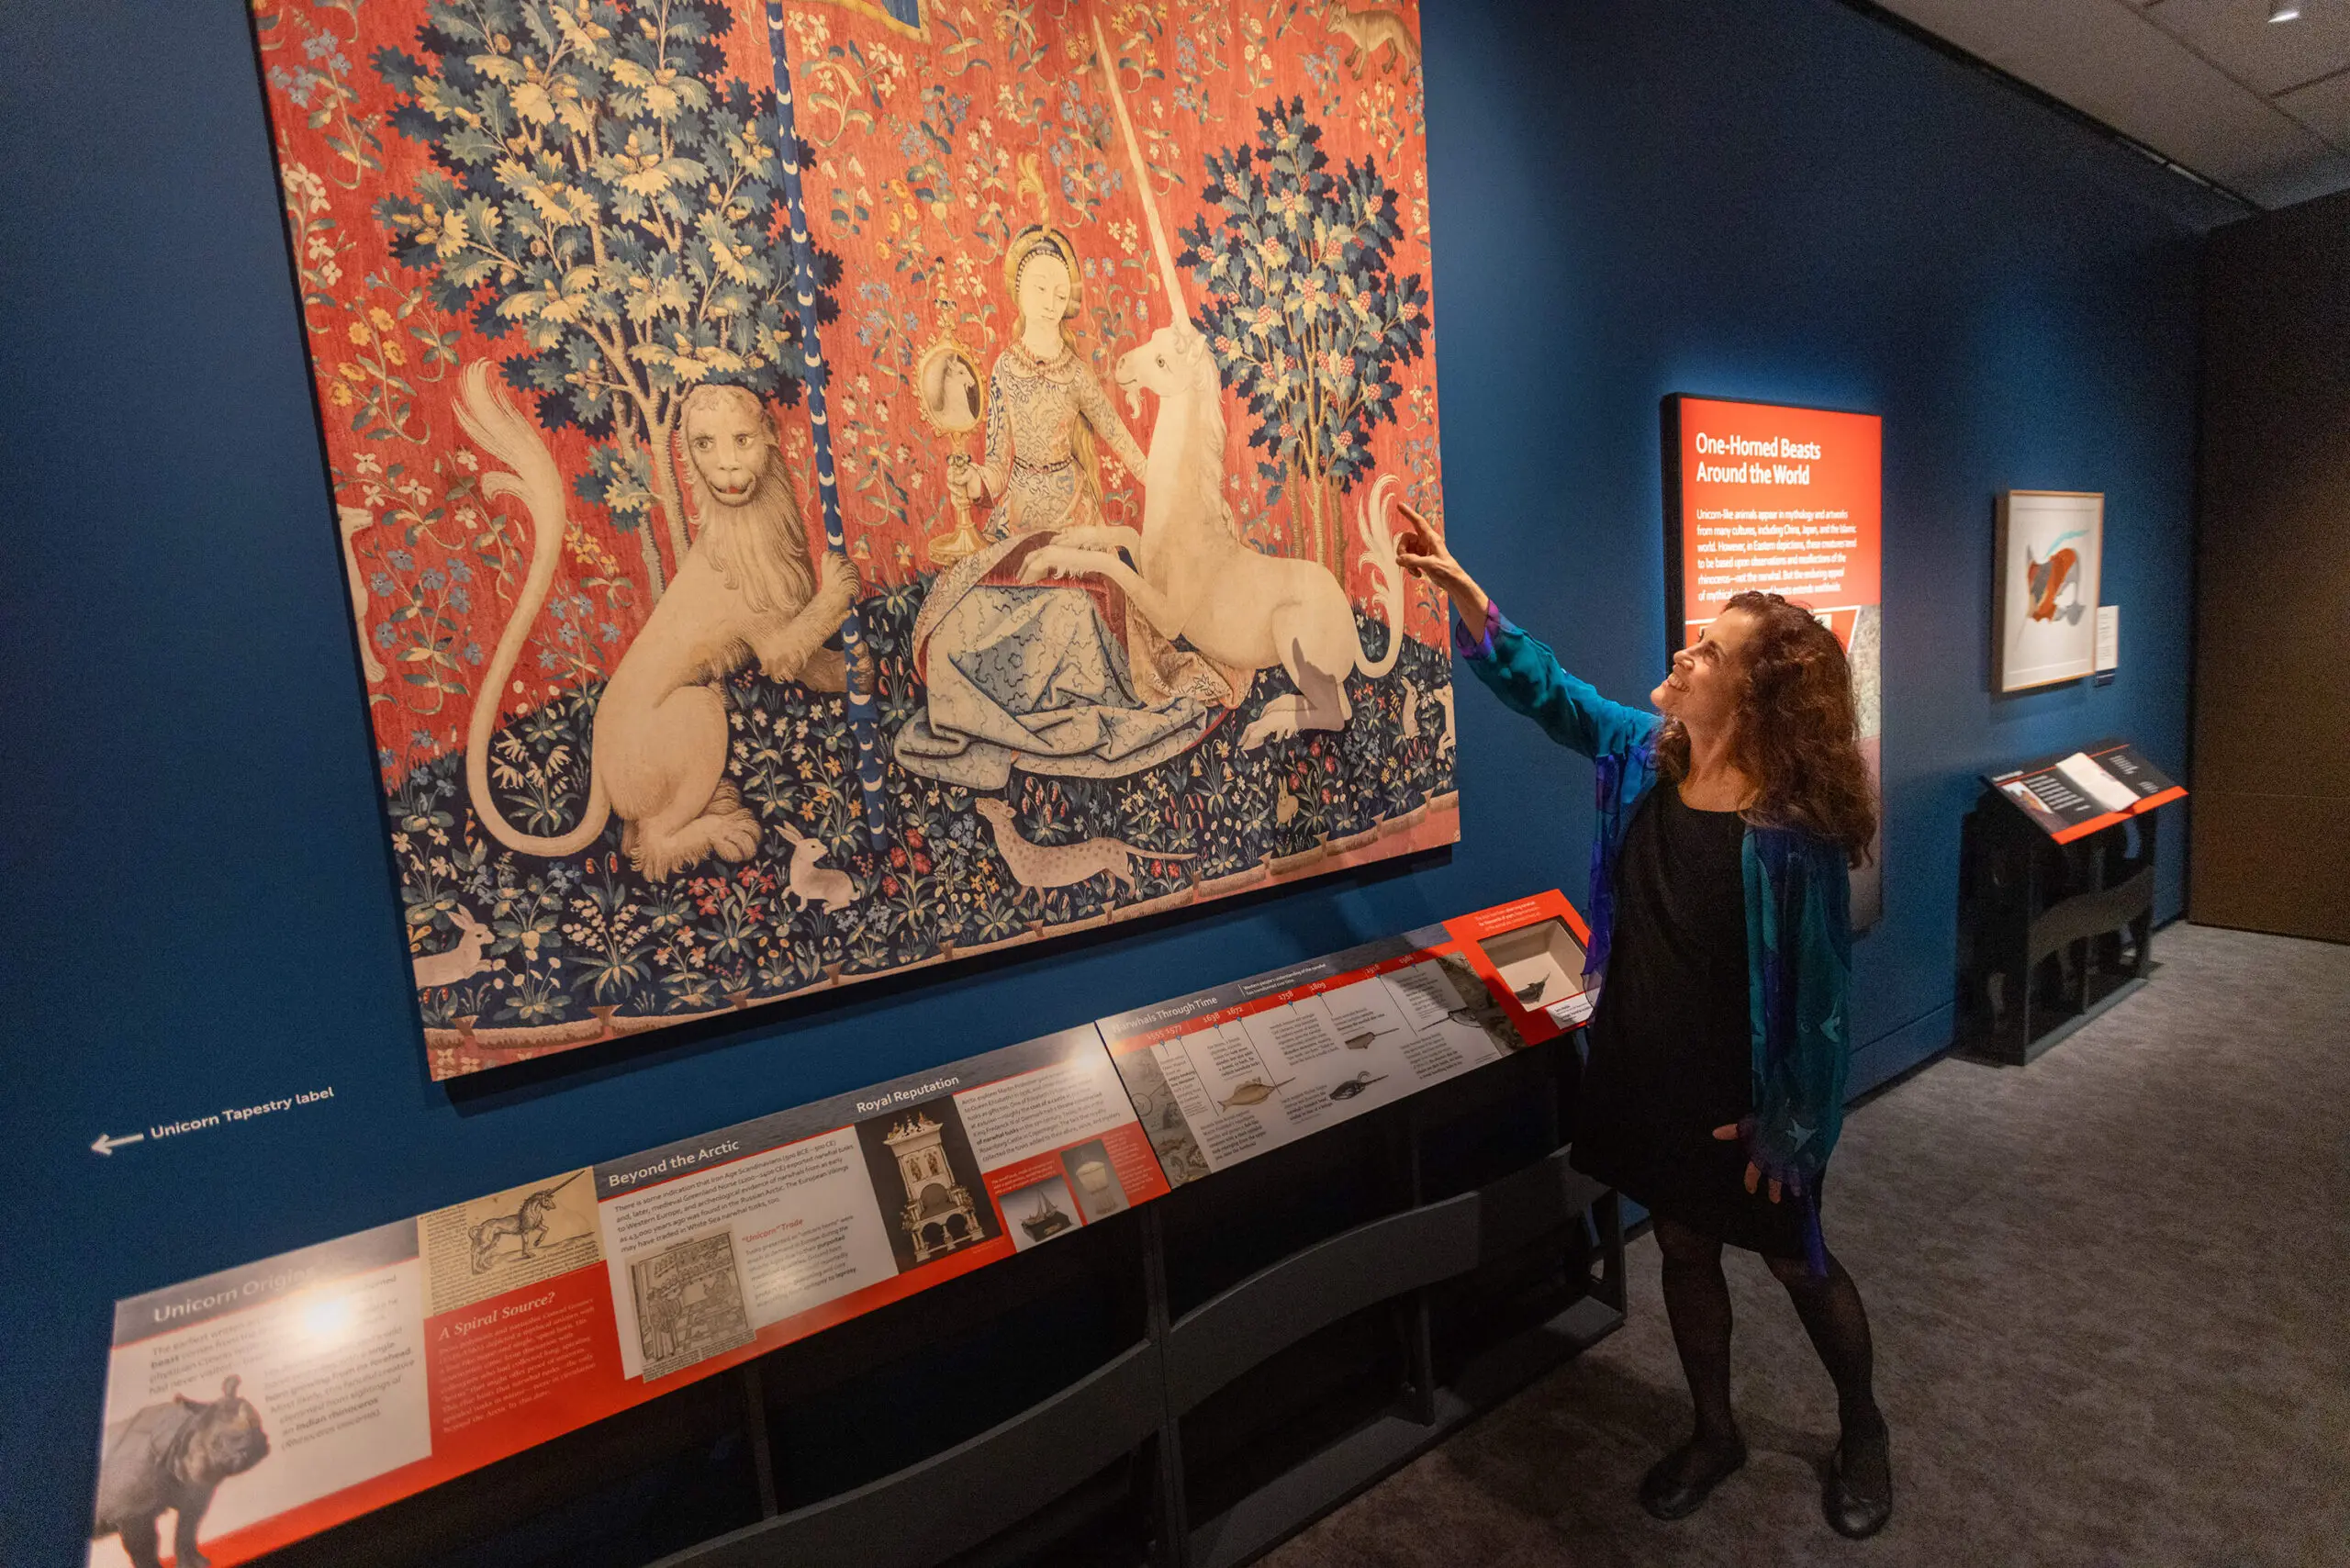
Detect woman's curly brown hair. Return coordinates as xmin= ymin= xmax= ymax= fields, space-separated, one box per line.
xmin=1652 ymin=591 xmax=1878 ymax=866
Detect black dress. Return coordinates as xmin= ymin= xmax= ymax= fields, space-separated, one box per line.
xmin=1570 ymin=785 xmax=1810 ymax=1259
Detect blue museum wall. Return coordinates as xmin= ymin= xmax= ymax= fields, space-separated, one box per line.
xmin=0 ymin=1 xmax=2216 ymax=1561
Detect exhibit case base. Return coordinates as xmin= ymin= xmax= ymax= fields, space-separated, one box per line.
xmin=1957 ymin=741 xmax=2184 ymax=1067
xmin=1980 ymin=970 xmax=2154 ymax=1068
xmin=252 ymin=1036 xmax=1618 ymax=1568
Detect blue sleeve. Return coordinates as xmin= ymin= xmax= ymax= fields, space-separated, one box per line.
xmin=1453 ymin=600 xmax=1658 ymax=761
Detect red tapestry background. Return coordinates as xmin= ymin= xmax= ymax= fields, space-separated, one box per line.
xmin=250 ymin=0 xmax=1453 ymax=1079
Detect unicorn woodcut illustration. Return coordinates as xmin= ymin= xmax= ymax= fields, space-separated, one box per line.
xmin=248 ymin=0 xmax=1455 ymax=1078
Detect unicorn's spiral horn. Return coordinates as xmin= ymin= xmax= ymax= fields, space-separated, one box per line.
xmin=1089 ymin=7 xmax=1191 ymax=324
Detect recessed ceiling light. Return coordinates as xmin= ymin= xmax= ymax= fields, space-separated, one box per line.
xmin=2270 ymin=0 xmax=2302 ymax=22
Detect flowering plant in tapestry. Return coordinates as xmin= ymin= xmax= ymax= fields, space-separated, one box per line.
xmin=1179 ymin=96 xmax=1428 ymax=573
xmin=374 ymin=0 xmax=838 ymax=596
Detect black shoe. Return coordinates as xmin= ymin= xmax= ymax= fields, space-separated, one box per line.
xmin=1639 ymin=1435 xmax=1748 ymax=1521
xmin=1822 ymin=1420 xmax=1893 ymax=1539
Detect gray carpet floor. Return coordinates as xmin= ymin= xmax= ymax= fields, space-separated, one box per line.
xmin=1262 ymin=924 xmax=2350 ymax=1568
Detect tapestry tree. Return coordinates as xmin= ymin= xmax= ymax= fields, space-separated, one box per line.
xmin=1176 ymin=97 xmax=1429 ymax=572
xmin=374 ymin=0 xmax=841 ymax=598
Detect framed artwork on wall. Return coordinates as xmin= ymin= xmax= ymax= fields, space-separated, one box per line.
xmin=1995 ymin=491 xmax=2104 ymax=692
xmin=246 ymin=0 xmax=1456 ymax=1081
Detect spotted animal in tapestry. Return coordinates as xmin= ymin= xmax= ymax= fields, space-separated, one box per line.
xmin=471 ymin=1170 xmax=588 ymax=1273
xmin=92 ymin=1376 xmax=269 ymax=1568
xmin=973 ymin=799 xmax=1194 ymax=899
xmin=456 ymin=366 xmax=860 ymax=883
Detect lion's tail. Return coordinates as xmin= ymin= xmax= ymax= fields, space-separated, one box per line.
xmin=1352 ymin=474 xmax=1407 ymax=681
xmin=455 ymin=362 xmax=610 ymax=859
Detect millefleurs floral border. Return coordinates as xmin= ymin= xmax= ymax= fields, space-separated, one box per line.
xmin=404 ymin=587 xmax=1456 ymax=1078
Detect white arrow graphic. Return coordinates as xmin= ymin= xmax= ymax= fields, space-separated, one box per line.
xmin=91 ymin=1131 xmax=145 ymax=1157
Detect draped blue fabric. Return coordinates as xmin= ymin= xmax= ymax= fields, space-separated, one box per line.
xmin=1454 ymin=603 xmax=1852 ymax=1272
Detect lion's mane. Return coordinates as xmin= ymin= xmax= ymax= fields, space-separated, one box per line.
xmin=679 ymin=385 xmax=819 ymax=618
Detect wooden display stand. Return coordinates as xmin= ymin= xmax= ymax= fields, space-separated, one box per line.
xmin=1957 ymin=740 xmax=2185 ymax=1065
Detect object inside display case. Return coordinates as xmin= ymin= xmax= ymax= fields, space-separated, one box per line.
xmin=1478 ymin=917 xmax=1593 ymax=1027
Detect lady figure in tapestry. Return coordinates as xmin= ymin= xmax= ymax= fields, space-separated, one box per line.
xmin=894 ymin=225 xmax=1247 ymax=791
xmin=960 ymin=228 xmax=1138 ymax=539
xmin=248 ymin=0 xmax=1455 ymax=1080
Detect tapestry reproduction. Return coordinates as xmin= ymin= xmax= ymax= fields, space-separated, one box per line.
xmin=252 ymin=0 xmax=1454 ymax=1079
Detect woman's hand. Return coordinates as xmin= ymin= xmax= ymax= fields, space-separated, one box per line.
xmin=1394 ymin=503 xmax=1490 ymax=643
xmin=947 ymin=454 xmax=989 ymax=506
xmin=1713 ymin=1122 xmax=1783 ymax=1204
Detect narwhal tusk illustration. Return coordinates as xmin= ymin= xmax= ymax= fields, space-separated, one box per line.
xmin=1090 ymin=7 xmax=1190 ymax=320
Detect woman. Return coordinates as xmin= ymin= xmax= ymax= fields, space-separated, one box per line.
xmin=895 ymin=227 xmax=1243 ymax=790
xmin=1396 ymin=510 xmax=1892 ymax=1539
xmin=948 ymin=231 xmax=1144 ymax=537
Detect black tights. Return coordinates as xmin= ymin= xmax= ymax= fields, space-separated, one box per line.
xmin=1653 ymin=1215 xmax=1883 ymax=1469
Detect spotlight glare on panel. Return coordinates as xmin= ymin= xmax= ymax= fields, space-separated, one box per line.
xmin=2270 ymin=0 xmax=2302 ymax=22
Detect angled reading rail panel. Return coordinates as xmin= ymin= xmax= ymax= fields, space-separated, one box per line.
xmin=1162 ymin=1191 xmax=1482 ymax=1415
xmin=1475 ymin=1145 xmax=1609 ymax=1261
xmin=653 ymin=1341 xmax=1160 ymax=1568
xmin=2028 ymin=868 xmax=2156 ymax=965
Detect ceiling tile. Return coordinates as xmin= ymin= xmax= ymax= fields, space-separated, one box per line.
xmin=2277 ymin=65 xmax=2350 ymax=144
xmin=2232 ymin=144 xmax=2350 ymax=205
xmin=1878 ymin=0 xmax=2350 ymax=205
xmin=2143 ymin=0 xmax=2350 ymax=96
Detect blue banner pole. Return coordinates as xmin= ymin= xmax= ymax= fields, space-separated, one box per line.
xmin=761 ymin=1 xmax=890 ymax=852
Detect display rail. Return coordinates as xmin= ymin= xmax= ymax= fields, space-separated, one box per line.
xmin=89 ymin=893 xmax=1602 ymax=1568
xmin=647 ymin=1102 xmax=1620 ymax=1568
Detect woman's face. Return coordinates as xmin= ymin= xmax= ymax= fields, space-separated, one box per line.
xmin=1016 ymin=252 xmax=1071 ymax=340
xmin=1653 ymin=609 xmax=1755 ymax=734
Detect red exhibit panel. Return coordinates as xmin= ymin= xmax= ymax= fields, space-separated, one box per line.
xmin=1438 ymin=889 xmax=1595 ymax=1046
xmin=1663 ymin=397 xmax=1881 ymax=645
xmin=88 ymin=1028 xmax=1153 ymax=1568
xmin=1663 ymin=396 xmax=1886 ymax=927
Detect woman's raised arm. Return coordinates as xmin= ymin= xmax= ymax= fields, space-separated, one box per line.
xmin=1395 ymin=504 xmax=1490 ymax=642
xmin=1395 ymin=505 xmax=1653 ymax=761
